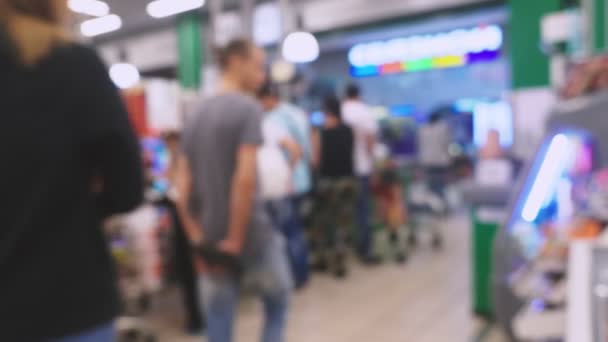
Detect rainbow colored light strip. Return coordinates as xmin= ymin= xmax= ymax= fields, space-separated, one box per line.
xmin=350 ymin=50 xmax=501 ymax=78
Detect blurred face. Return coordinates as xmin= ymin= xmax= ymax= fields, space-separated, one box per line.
xmin=235 ymin=46 xmax=267 ymax=94
xmin=487 ymin=130 xmax=500 ymax=145
xmin=51 ymin=0 xmax=70 ymax=23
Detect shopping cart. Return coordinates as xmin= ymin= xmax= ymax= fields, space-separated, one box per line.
xmin=400 ymin=162 xmax=448 ymax=250
xmin=106 ymin=208 xmax=161 ymax=342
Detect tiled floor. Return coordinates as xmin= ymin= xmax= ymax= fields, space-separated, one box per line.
xmin=145 ymin=214 xmax=507 ymax=342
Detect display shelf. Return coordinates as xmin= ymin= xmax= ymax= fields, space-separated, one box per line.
xmin=513 ymin=301 xmax=566 ymax=341
xmin=509 ymin=263 xmax=566 ymax=305
xmin=493 ymin=91 xmax=608 ymax=340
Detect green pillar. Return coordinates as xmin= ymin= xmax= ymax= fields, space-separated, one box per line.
xmin=593 ymin=0 xmax=607 ymax=52
xmin=177 ymin=13 xmax=203 ymax=89
xmin=508 ymin=0 xmax=560 ymax=89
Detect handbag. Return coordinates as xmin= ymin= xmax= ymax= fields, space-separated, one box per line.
xmin=257 ymin=144 xmax=291 ymax=200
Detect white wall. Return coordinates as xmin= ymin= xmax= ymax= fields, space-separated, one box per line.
xmin=302 ymin=0 xmax=497 ymax=32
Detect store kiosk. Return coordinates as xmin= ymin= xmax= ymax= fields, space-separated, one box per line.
xmin=493 ymin=91 xmax=608 ymax=341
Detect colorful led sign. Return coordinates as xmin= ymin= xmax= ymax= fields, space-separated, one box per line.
xmin=348 ymin=25 xmax=503 ymax=77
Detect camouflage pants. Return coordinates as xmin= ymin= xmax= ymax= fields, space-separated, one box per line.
xmin=311 ymin=178 xmax=357 ymax=267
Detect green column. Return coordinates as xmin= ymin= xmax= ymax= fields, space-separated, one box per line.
xmin=472 ymin=208 xmax=500 ymax=318
xmin=177 ymin=13 xmax=203 ymax=89
xmin=508 ymin=0 xmax=560 ymax=89
xmin=593 ymin=0 xmax=607 ymax=52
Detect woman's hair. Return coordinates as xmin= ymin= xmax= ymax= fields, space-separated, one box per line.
xmin=323 ymin=94 xmax=342 ymax=121
xmin=345 ymin=83 xmax=360 ymax=99
xmin=0 ymin=0 xmax=67 ymax=65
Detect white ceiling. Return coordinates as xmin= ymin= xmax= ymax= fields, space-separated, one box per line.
xmin=97 ymin=0 xmax=278 ymax=41
xmin=94 ymin=0 xmax=499 ymax=43
xmin=94 ymin=0 xmax=191 ymax=41
xmin=105 ymin=0 xmax=156 ymax=32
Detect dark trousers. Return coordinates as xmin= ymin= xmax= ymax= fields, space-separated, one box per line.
xmin=426 ymin=166 xmax=448 ymax=198
xmin=312 ymin=178 xmax=357 ymax=271
xmin=266 ymin=195 xmax=310 ymax=289
xmin=165 ymin=199 xmax=205 ymax=331
xmin=356 ymin=176 xmax=373 ymax=257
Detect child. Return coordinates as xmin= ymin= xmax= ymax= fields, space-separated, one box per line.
xmin=372 ymin=155 xmax=408 ymax=263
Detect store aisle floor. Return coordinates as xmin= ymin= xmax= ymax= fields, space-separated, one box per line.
xmin=148 ymin=214 xmax=506 ymax=342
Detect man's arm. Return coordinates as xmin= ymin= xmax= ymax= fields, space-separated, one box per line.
xmin=365 ymin=110 xmax=379 ymax=156
xmin=221 ymin=144 xmax=259 ymax=254
xmin=279 ymin=137 xmax=302 ymax=169
xmin=365 ymin=133 xmax=377 ymax=156
xmin=175 ymin=155 xmax=203 ymax=244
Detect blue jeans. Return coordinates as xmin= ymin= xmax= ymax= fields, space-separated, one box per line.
xmin=266 ymin=197 xmax=310 ymax=289
xmin=49 ymin=322 xmax=114 ymax=342
xmin=199 ymin=233 xmax=292 ymax=342
xmin=356 ymin=176 xmax=372 ymax=257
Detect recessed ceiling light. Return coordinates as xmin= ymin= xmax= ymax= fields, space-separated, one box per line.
xmin=80 ymin=14 xmax=122 ymax=37
xmin=109 ymin=63 xmax=141 ymax=89
xmin=282 ymin=32 xmax=320 ymax=64
xmin=147 ymin=0 xmax=206 ymax=19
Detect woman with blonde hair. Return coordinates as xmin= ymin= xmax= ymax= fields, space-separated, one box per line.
xmin=0 ymin=1 xmax=144 ymax=341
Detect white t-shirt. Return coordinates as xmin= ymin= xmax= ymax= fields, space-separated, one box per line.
xmin=342 ymin=100 xmax=379 ymax=176
xmin=262 ymin=118 xmax=289 ymax=146
xmin=259 ymin=117 xmax=291 ymax=199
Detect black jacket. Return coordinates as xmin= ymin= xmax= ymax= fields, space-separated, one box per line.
xmin=0 ymin=43 xmax=144 ymax=340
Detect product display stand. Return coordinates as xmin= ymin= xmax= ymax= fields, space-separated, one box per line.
xmin=463 ymin=183 xmax=511 ymax=318
xmin=493 ymin=90 xmax=608 ymax=341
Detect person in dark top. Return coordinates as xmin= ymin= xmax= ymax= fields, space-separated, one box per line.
xmin=161 ymin=131 xmax=205 ymax=335
xmin=311 ymin=95 xmax=356 ymax=278
xmin=0 ymin=1 xmax=144 ymax=341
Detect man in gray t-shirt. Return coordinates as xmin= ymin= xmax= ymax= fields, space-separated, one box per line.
xmin=176 ymin=40 xmax=292 ymax=342
xmin=182 ymin=93 xmax=273 ymax=259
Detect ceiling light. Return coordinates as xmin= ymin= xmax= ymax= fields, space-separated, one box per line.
xmin=80 ymin=14 xmax=122 ymax=37
xmin=147 ymin=0 xmax=205 ymax=19
xmin=282 ymin=31 xmax=320 ymax=64
xmin=68 ymin=0 xmax=110 ymax=17
xmin=109 ymin=63 xmax=141 ymax=89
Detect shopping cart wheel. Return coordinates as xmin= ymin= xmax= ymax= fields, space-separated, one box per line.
xmin=431 ymin=235 xmax=443 ymax=250
xmin=395 ymin=251 xmax=408 ymax=264
xmin=408 ymin=233 xmax=418 ymax=248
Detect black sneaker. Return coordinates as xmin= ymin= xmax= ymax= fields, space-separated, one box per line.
xmin=395 ymin=251 xmax=407 ymax=264
xmin=312 ymin=258 xmax=329 ymax=272
xmin=359 ymin=254 xmax=383 ymax=266
xmin=389 ymin=232 xmax=400 ymax=245
xmin=335 ymin=267 xmax=348 ymax=279
xmin=185 ymin=325 xmax=204 ymax=336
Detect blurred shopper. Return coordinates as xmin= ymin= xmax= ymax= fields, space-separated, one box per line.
xmin=311 ymin=95 xmax=356 ymax=278
xmin=342 ymin=83 xmax=381 ymax=264
xmin=372 ymin=149 xmax=408 ymax=264
xmin=479 ymin=129 xmax=505 ymax=160
xmin=162 ymin=132 xmax=205 ymax=335
xmin=258 ymin=83 xmax=312 ymax=288
xmin=0 ymin=1 xmax=144 ymax=341
xmin=176 ymin=39 xmax=292 ymax=342
xmin=418 ymin=110 xmax=451 ymax=198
